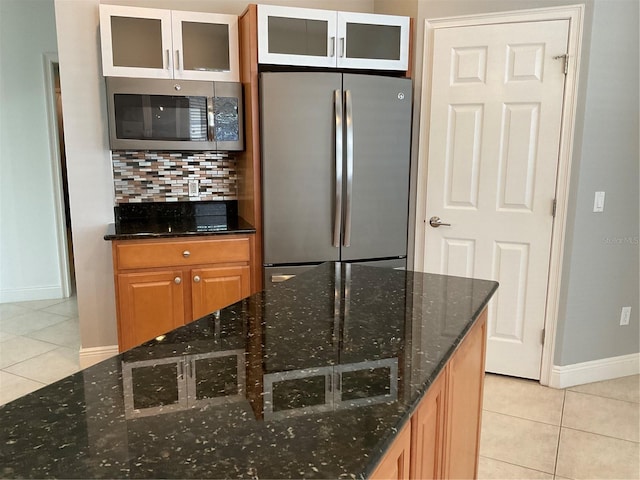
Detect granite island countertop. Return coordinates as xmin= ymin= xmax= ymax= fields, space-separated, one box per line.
xmin=0 ymin=263 xmax=497 ymax=479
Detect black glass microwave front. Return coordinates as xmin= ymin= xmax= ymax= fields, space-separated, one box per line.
xmin=106 ymin=77 xmax=243 ymax=151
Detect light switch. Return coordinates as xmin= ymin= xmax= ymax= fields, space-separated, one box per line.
xmin=593 ymin=191 xmax=605 ymax=213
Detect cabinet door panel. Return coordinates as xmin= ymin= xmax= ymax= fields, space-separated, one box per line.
xmin=117 ymin=270 xmax=185 ymax=351
xmin=171 ymin=11 xmax=239 ymax=82
xmin=410 ymin=371 xmax=446 ymax=480
xmin=443 ymin=311 xmax=487 ymax=479
xmin=191 ymin=266 xmax=250 ymax=319
xmin=370 ymin=421 xmax=411 ymax=480
xmin=100 ymin=5 xmax=173 ymax=78
xmin=337 ymin=12 xmax=409 ymax=71
xmin=257 ymin=5 xmax=337 ymax=67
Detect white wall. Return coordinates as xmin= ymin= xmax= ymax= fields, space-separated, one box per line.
xmin=0 ymin=0 xmax=63 ymax=302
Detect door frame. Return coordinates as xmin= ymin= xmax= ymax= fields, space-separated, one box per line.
xmin=413 ymin=5 xmax=584 ymax=386
xmin=43 ymin=52 xmax=72 ymax=297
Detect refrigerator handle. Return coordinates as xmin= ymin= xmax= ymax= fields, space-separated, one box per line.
xmin=344 ymin=89 xmax=354 ymax=247
xmin=333 ymin=89 xmax=343 ymax=248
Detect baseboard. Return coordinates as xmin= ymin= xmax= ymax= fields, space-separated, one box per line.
xmin=549 ymin=352 xmax=640 ymax=389
xmin=79 ymin=345 xmax=119 ymax=369
xmin=0 ymin=285 xmax=64 ymax=303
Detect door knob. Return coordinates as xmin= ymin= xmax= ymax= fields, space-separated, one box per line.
xmin=182 ymin=250 xmax=190 ymax=258
xmin=174 ymin=277 xmax=182 ymax=285
xmin=193 ymin=275 xmax=201 ymax=283
xmin=429 ymin=216 xmax=451 ymax=228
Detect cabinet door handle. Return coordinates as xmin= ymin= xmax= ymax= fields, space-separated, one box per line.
xmin=176 ymin=49 xmax=181 ymax=71
xmin=193 ymin=275 xmax=201 ymax=283
xmin=339 ymin=37 xmax=345 ymax=58
xmin=174 ymin=276 xmax=182 ymax=285
xmin=330 ymin=36 xmax=336 ymax=57
xmin=182 ymin=250 xmax=190 ymax=258
xmin=166 ymin=49 xmax=171 ymax=70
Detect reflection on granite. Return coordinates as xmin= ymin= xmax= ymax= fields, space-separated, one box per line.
xmin=104 ymin=200 xmax=256 ymax=240
xmin=0 ymin=263 xmax=497 ymax=479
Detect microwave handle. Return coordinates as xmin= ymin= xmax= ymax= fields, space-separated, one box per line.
xmin=207 ymin=98 xmax=215 ymax=142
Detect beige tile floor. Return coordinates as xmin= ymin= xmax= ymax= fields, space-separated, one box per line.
xmin=0 ymin=296 xmax=81 ymax=405
xmin=0 ymin=299 xmax=638 ymax=479
xmin=480 ymin=373 xmax=640 ymax=480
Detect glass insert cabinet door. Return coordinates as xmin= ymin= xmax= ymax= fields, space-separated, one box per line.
xmin=336 ymin=12 xmax=410 ymax=71
xmin=100 ymin=5 xmax=173 ymax=79
xmin=171 ymin=10 xmax=239 ymax=82
xmin=257 ymin=5 xmax=338 ymax=68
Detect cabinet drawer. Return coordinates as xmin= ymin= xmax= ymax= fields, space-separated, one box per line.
xmin=115 ymin=237 xmax=251 ymax=270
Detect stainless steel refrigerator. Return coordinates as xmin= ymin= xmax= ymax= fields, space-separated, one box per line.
xmin=261 ymin=72 xmax=412 ymax=286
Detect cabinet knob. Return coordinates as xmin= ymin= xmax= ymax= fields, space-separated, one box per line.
xmin=193 ymin=275 xmax=201 ymax=283
xmin=174 ymin=277 xmax=182 ymax=285
xmin=182 ymin=250 xmax=190 ymax=258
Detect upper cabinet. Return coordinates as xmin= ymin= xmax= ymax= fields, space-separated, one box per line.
xmin=257 ymin=5 xmax=410 ymax=71
xmin=99 ymin=5 xmax=239 ymax=82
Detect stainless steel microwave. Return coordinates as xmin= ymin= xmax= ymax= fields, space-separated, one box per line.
xmin=106 ymin=77 xmax=243 ymax=151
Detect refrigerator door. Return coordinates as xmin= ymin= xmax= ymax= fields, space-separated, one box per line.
xmin=261 ymin=72 xmax=342 ymax=265
xmin=340 ymin=74 xmax=412 ymax=261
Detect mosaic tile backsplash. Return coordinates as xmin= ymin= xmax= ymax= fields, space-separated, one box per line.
xmin=112 ymin=151 xmax=238 ymax=204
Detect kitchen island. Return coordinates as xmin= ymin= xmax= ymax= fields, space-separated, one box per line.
xmin=0 ymin=263 xmax=497 ymax=479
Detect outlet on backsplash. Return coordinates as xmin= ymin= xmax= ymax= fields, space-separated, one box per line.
xmin=188 ymin=180 xmax=199 ymax=198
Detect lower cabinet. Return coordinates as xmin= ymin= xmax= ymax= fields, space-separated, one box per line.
xmin=370 ymin=309 xmax=487 ymax=480
xmin=112 ymin=235 xmax=253 ymax=351
xmin=370 ymin=421 xmax=412 ymax=480
xmin=191 ymin=265 xmax=251 ymax=319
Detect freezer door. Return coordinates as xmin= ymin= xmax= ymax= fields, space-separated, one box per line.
xmin=261 ymin=72 xmax=342 ymax=265
xmin=341 ymin=74 xmax=412 ymax=261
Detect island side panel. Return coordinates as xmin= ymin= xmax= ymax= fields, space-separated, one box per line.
xmin=370 ymin=421 xmax=412 ymax=480
xmin=443 ymin=308 xmax=488 ymax=479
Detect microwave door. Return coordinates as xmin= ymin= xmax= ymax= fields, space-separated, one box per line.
xmin=207 ymin=97 xmax=215 ymax=145
xmin=142 ymin=95 xmax=152 ymax=138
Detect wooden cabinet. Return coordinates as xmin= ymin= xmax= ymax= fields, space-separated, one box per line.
xmin=257 ymin=5 xmax=410 ymax=71
xmin=410 ymin=370 xmax=446 ymax=480
xmin=443 ymin=310 xmax=487 ymax=479
xmin=370 ymin=309 xmax=487 ymax=479
xmin=191 ymin=265 xmax=251 ymax=319
xmin=112 ymin=235 xmax=253 ymax=351
xmin=370 ymin=421 xmax=412 ymax=480
xmin=100 ymin=4 xmax=239 ymax=81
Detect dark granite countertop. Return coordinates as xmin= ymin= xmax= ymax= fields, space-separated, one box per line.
xmin=104 ymin=200 xmax=256 ymax=240
xmin=0 ymin=263 xmax=497 ymax=479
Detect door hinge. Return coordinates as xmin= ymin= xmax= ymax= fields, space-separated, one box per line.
xmin=553 ymin=54 xmax=569 ymax=75
xmin=541 ymin=328 xmax=546 ymax=344
xmin=552 ymin=199 xmax=557 ymax=217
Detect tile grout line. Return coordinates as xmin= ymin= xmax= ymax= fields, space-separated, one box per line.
xmin=553 ymin=388 xmax=567 ymax=477
xmin=478 ymin=453 xmax=556 ymax=477
xmin=482 ymin=408 xmax=565 ymax=427
xmin=565 ymin=387 xmax=640 ymax=405
xmin=559 ymin=425 xmax=640 ymax=445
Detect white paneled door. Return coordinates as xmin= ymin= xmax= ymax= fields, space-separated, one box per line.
xmin=419 ymin=20 xmax=569 ymax=379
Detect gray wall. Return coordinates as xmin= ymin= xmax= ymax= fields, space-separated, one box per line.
xmin=0 ymin=0 xmax=63 ymax=302
xmin=555 ymin=0 xmax=639 ymax=365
